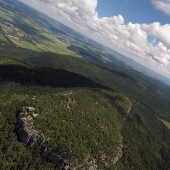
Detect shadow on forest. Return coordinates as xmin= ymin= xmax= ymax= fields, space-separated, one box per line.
xmin=0 ymin=64 xmax=108 ymax=89
xmin=95 ymin=64 xmax=137 ymax=82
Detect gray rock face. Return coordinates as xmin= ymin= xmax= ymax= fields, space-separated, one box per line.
xmin=15 ymin=107 xmax=70 ymax=169
xmin=111 ymin=135 xmax=123 ymax=165
xmin=100 ymin=135 xmax=123 ymax=168
xmin=16 ymin=115 xmax=46 ymax=146
xmin=122 ymin=101 xmax=132 ymax=121
xmin=41 ymin=147 xmax=68 ymax=167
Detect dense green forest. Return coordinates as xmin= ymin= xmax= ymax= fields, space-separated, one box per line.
xmin=1 ymin=72 xmax=170 ymax=169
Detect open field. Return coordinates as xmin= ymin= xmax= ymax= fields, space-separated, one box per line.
xmin=159 ymin=119 xmax=170 ymax=129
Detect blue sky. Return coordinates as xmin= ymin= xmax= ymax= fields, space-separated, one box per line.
xmin=97 ymin=0 xmax=170 ymax=24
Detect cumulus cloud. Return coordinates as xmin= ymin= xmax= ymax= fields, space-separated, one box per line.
xmin=20 ymin=0 xmax=170 ymax=78
xmin=152 ymin=0 xmax=170 ymax=16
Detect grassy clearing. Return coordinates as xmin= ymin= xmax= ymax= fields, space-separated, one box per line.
xmin=0 ymin=33 xmax=10 ymax=45
xmin=159 ymin=118 xmax=170 ymax=129
xmin=0 ymin=57 xmax=19 ymax=65
xmin=37 ymin=32 xmax=74 ymax=55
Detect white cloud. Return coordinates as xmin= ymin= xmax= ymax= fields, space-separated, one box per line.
xmin=20 ymin=0 xmax=170 ymax=78
xmin=152 ymin=0 xmax=170 ymax=16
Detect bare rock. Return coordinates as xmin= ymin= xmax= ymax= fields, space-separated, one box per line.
xmin=15 ymin=107 xmax=70 ymax=169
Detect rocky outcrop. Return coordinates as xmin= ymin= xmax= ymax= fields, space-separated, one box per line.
xmin=41 ymin=147 xmax=69 ymax=169
xmin=122 ymin=100 xmax=132 ymax=121
xmin=71 ymin=156 xmax=98 ymax=170
xmin=15 ymin=107 xmax=70 ymax=169
xmin=111 ymin=135 xmax=123 ymax=165
xmin=15 ymin=110 xmax=46 ymax=147
xmin=100 ymin=134 xmax=123 ymax=168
